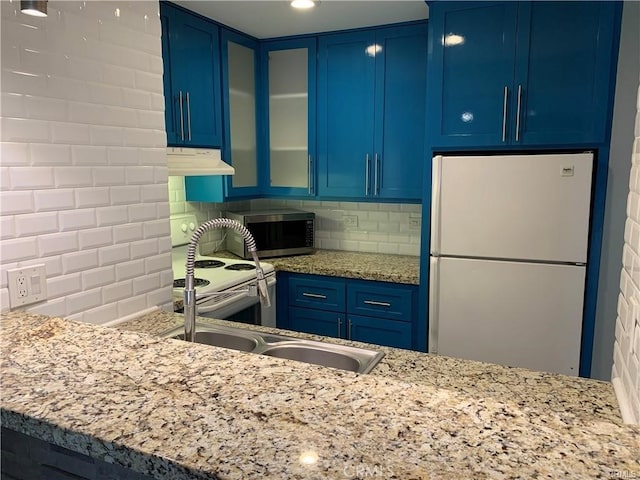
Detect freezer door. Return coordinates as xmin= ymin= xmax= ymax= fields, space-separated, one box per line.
xmin=431 ymin=153 xmax=593 ymax=263
xmin=429 ymin=256 xmax=585 ymax=376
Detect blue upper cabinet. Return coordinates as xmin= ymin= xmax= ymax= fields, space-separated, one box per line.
xmin=514 ymin=2 xmax=619 ymax=145
xmin=261 ymin=38 xmax=317 ymax=197
xmin=426 ymin=1 xmax=621 ymax=148
xmin=160 ymin=2 xmax=222 ymax=147
xmin=220 ymin=29 xmax=262 ymax=198
xmin=317 ymin=23 xmax=427 ymax=201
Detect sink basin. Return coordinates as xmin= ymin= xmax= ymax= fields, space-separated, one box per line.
xmin=160 ymin=323 xmax=384 ymax=374
xmin=260 ymin=344 xmax=363 ymax=373
xmin=171 ymin=331 xmax=259 ymax=352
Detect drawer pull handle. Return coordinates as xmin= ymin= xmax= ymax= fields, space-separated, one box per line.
xmin=302 ymin=292 xmax=327 ymax=299
xmin=364 ymin=300 xmax=391 ymax=307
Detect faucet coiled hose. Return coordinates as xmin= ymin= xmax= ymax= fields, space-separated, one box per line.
xmin=185 ymin=218 xmax=257 ymax=277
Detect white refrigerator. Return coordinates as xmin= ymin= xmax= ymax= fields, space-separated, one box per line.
xmin=428 ymin=152 xmax=594 ymax=376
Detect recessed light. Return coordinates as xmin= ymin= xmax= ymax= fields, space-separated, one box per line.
xmin=20 ymin=0 xmax=47 ymax=17
xmin=291 ymin=0 xmax=316 ymax=10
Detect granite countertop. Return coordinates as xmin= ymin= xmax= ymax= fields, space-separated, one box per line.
xmin=205 ymin=249 xmax=420 ymax=285
xmin=2 ymin=309 xmax=639 ymax=480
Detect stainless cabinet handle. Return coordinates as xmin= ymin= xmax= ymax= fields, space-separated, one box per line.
xmin=364 ymin=300 xmax=391 ymax=307
xmin=186 ymin=91 xmax=192 ymax=141
xmin=374 ymin=153 xmax=380 ymax=196
xmin=308 ymin=154 xmax=313 ymax=195
xmin=302 ymin=292 xmax=326 ymax=299
xmin=338 ymin=317 xmax=342 ymax=337
xmin=179 ymin=91 xmax=185 ymax=141
xmin=501 ymin=86 xmax=508 ymax=143
xmin=365 ymin=154 xmax=371 ymax=196
xmin=347 ymin=319 xmax=352 ymax=340
xmin=515 ymin=84 xmax=522 ymax=142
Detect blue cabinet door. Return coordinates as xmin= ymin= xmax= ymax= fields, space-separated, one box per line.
xmin=348 ymin=314 xmax=412 ymax=349
xmin=261 ymin=38 xmax=317 ymax=198
xmin=513 ymin=1 xmax=620 ymax=145
xmin=426 ymin=2 xmax=518 ymax=148
xmin=160 ymin=3 xmax=222 ymax=147
xmin=374 ymin=24 xmax=427 ymax=201
xmin=317 ymin=31 xmax=376 ymax=198
xmin=289 ymin=307 xmax=344 ymax=339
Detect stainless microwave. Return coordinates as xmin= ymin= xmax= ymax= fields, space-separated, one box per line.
xmin=224 ymin=209 xmax=315 ymax=259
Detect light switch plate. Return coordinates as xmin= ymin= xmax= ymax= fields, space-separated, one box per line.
xmin=7 ymin=264 xmax=48 ymax=309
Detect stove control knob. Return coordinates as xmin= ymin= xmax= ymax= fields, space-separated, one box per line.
xmin=189 ymin=222 xmax=196 ymax=231
xmin=181 ymin=223 xmax=188 ymax=233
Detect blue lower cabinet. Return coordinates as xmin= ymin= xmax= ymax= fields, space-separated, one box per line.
xmin=348 ymin=314 xmax=412 ymax=349
xmin=278 ymin=272 xmax=416 ymax=349
xmin=289 ymin=307 xmax=344 ymax=338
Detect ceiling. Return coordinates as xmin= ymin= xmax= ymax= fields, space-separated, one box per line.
xmin=171 ymin=1 xmax=429 ymax=39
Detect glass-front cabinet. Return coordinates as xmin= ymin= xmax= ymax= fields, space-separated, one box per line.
xmin=224 ymin=30 xmax=261 ymax=197
xmin=262 ymin=38 xmax=316 ymax=196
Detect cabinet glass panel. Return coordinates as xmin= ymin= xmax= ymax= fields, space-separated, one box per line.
xmin=269 ymin=48 xmax=309 ymax=188
xmin=228 ymin=41 xmax=257 ymax=188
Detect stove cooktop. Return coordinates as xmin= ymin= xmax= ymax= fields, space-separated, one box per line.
xmin=171 ymin=245 xmax=274 ymax=294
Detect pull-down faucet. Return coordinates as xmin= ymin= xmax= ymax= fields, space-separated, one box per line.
xmin=183 ymin=218 xmax=270 ymax=342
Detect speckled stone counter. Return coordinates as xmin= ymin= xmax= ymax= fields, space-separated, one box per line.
xmin=2 ymin=310 xmax=639 ymax=480
xmin=206 ymin=249 xmax=420 ymax=285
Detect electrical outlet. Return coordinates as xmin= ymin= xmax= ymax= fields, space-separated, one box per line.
xmin=343 ymin=215 xmax=358 ymax=228
xmin=7 ymin=265 xmax=47 ymax=309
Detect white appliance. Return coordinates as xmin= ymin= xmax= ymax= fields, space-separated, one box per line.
xmin=170 ymin=214 xmax=276 ymax=327
xmin=167 ymin=147 xmax=235 ymax=176
xmin=428 ymin=152 xmax=594 ymax=376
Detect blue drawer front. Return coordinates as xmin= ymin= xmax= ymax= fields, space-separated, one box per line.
xmin=288 ymin=277 xmax=346 ymax=312
xmin=347 ymin=282 xmax=414 ymax=321
xmin=348 ymin=314 xmax=412 ymax=349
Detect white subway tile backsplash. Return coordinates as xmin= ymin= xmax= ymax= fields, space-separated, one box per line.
xmin=89 ymin=125 xmax=124 ymax=146
xmin=107 ymin=146 xmax=139 ymax=166
xmin=2 ymin=117 xmax=49 ymax=142
xmin=1 ymin=92 xmax=24 ymax=117
xmin=103 ymin=64 xmax=136 ymax=89
xmin=98 ymin=244 xmax=130 ymax=266
xmin=75 ymin=187 xmax=110 ymax=208
xmin=54 ymin=167 xmax=93 ymax=188
xmin=59 ymin=208 xmax=96 ymax=231
xmin=24 ymin=95 xmax=67 ymax=121
xmin=96 ymin=205 xmax=129 ymax=226
xmin=79 ymin=227 xmax=113 ymax=249
xmin=47 ymin=273 xmax=82 ymax=300
xmin=141 ymin=183 xmax=169 ymax=202
xmin=0 ymin=191 xmax=34 ymax=215
xmin=15 ymin=212 xmax=58 ymax=236
xmin=128 ymin=203 xmax=157 ymax=222
xmin=117 ymin=295 xmax=147 ymax=318
xmin=0 ymin=237 xmax=38 ymax=262
xmin=127 ymin=166 xmax=155 ymax=185
xmin=113 ymin=223 xmax=144 ymax=244
xmin=51 ymin=121 xmax=91 ymax=145
xmin=68 ymin=101 xmax=104 ymax=125
xmin=145 ymin=252 xmax=171 ymax=274
xmin=30 ymin=144 xmax=72 ymax=166
xmin=38 ymin=231 xmax=79 ymax=256
xmin=9 ymin=167 xmax=54 ymax=189
xmin=130 ymin=238 xmax=157 ymax=260
xmin=62 ymin=250 xmax=99 ymax=274
xmin=0 ymin=216 xmax=15 ymax=240
xmin=109 ymin=186 xmax=141 ymax=205
xmin=134 ymin=272 xmax=160 ymax=295
xmin=116 ymin=259 xmax=146 ymax=281
xmin=143 ymin=219 xmax=169 ymax=239
xmin=82 ymin=266 xmax=116 ymax=290
xmin=1 ymin=142 xmax=29 ymax=166
xmin=81 ymin=303 xmax=118 ymax=325
xmin=93 ymin=167 xmax=126 ymax=186
xmin=66 ymin=288 xmax=102 ymax=315
xmin=34 ymin=189 xmax=75 ymax=211
xmin=71 ymin=145 xmax=108 ymax=166
xmin=121 ymin=87 xmax=152 ymax=110
xmin=27 ymin=296 xmax=66 ymax=318
xmin=102 ymin=280 xmax=133 ymax=304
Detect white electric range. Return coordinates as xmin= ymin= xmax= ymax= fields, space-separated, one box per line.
xmin=170 ymin=214 xmax=276 ymax=327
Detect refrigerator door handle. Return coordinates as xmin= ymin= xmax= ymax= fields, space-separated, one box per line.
xmin=430 ymin=155 xmax=443 ymax=255
xmin=428 ymin=256 xmax=440 ymax=354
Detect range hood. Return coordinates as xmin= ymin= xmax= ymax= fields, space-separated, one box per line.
xmin=167 ymin=147 xmax=235 ymax=176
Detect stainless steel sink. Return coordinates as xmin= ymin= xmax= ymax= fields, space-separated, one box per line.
xmin=160 ymin=323 xmax=384 ymax=374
